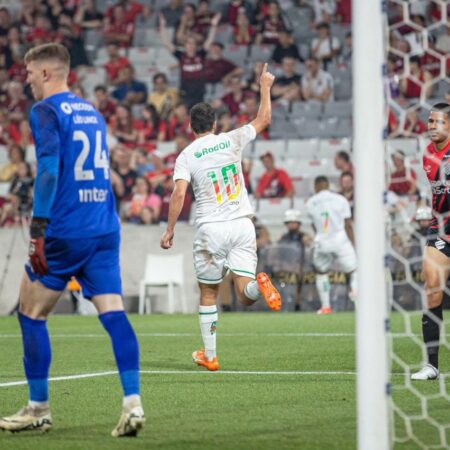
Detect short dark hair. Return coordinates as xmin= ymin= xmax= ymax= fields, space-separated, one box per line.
xmin=94 ymin=84 xmax=107 ymax=93
xmin=336 ymin=150 xmax=351 ymax=163
xmin=431 ymin=102 xmax=450 ymax=119
xmin=24 ymin=43 xmax=70 ymax=68
xmin=340 ymin=171 xmax=353 ymax=179
xmin=153 ymin=72 xmax=167 ymax=84
xmin=190 ymin=102 xmax=215 ymax=134
xmin=315 ymin=175 xmax=329 ymax=185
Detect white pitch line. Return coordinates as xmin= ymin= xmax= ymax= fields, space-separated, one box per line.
xmin=0 ymin=369 xmax=357 ymax=388
xmin=0 ymin=332 xmax=357 ymax=338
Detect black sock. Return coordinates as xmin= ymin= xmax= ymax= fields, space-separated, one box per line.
xmin=422 ymin=304 xmax=443 ymax=369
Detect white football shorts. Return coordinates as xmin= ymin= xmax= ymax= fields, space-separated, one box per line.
xmin=312 ymin=236 xmax=357 ymax=274
xmin=193 ymin=217 xmax=257 ymax=284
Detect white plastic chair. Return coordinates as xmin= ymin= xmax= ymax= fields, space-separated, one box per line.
xmin=138 ymin=254 xmax=186 ymax=314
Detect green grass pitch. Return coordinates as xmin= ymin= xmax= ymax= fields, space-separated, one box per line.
xmin=0 ymin=312 xmax=448 ymax=450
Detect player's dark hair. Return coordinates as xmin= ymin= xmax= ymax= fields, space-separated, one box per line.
xmin=190 ymin=102 xmax=215 ymax=134
xmin=409 ymin=55 xmax=421 ymax=66
xmin=336 ymin=150 xmax=351 ymax=163
xmin=315 ymin=175 xmax=329 ymax=185
xmin=24 ymin=43 xmax=70 ymax=68
xmin=431 ymin=102 xmax=450 ymax=119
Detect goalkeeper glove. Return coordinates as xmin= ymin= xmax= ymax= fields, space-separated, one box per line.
xmin=29 ymin=217 xmax=49 ymax=276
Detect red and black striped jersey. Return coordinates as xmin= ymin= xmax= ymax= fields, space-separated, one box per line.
xmin=423 ymin=139 xmax=450 ymax=239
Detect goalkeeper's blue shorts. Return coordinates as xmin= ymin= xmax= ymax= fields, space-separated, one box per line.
xmin=25 ymin=231 xmax=122 ymax=299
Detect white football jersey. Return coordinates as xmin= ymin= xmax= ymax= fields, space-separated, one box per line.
xmin=173 ymin=124 xmax=256 ymax=226
xmin=306 ymin=189 xmax=352 ymax=242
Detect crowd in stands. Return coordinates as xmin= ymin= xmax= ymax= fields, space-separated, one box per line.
xmin=0 ymin=0 xmax=446 ymax=228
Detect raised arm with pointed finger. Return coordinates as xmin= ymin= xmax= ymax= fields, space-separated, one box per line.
xmin=250 ymin=63 xmax=275 ymax=135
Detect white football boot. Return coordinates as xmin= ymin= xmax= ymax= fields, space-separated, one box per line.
xmin=0 ymin=405 xmax=52 ymax=432
xmin=411 ymin=363 xmax=440 ymax=380
xmin=111 ymin=399 xmax=145 ymax=437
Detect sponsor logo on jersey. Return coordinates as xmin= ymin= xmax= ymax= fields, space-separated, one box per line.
xmin=194 ymin=140 xmax=231 ymax=158
xmin=60 ymin=102 xmax=72 ymax=114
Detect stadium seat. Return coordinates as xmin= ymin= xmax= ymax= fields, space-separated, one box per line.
xmin=334 ymin=118 xmax=352 ymax=138
xmin=269 ymin=119 xmax=299 ymax=139
xmin=248 ymin=45 xmax=274 ymax=64
xmin=291 ymin=101 xmax=322 ymax=119
xmin=138 ymin=254 xmax=187 ymax=314
xmin=214 ymin=24 xmax=233 ymax=45
xmin=334 ymin=78 xmax=352 ymax=101
xmin=292 ymin=176 xmax=312 ymax=198
xmin=223 ymin=45 xmax=248 ymax=67
xmin=0 ymin=145 xmax=8 ymax=165
xmin=286 ymin=139 xmax=320 ymax=159
xmin=386 ymin=138 xmax=419 ymax=157
xmin=253 ymin=139 xmax=285 ymax=159
xmin=322 ymin=101 xmax=353 ymax=119
xmin=0 ymin=182 xmax=9 ymax=198
xmin=128 ymin=47 xmax=158 ymax=66
xmin=256 ymin=197 xmax=294 ymax=225
xmin=319 ymin=137 xmax=352 ymax=158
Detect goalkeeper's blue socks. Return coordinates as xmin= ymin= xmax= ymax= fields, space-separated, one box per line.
xmin=99 ymin=311 xmax=140 ymax=400
xmin=18 ymin=312 xmax=51 ymax=404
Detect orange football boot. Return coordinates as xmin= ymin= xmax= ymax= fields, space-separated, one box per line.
xmin=192 ymin=349 xmax=219 ymax=371
xmin=256 ymin=272 xmax=282 ymax=311
xmin=317 ymin=307 xmax=333 ymax=315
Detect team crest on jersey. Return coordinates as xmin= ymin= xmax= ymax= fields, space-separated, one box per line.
xmin=435 ymin=239 xmax=446 ymax=250
xmin=60 ymin=102 xmax=72 ymax=114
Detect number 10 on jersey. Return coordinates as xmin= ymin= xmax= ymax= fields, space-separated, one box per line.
xmin=207 ymin=163 xmax=241 ymax=205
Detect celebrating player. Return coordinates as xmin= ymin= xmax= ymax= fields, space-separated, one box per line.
xmin=0 ymin=44 xmax=145 ymax=436
xmin=160 ymin=63 xmax=281 ymax=371
xmin=306 ymin=176 xmax=357 ymax=314
xmin=412 ymin=103 xmax=450 ymax=380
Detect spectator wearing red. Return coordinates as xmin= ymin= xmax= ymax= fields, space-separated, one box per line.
xmin=388 ymin=150 xmax=417 ymax=196
xmin=334 ymin=150 xmax=354 ymax=175
xmin=138 ymin=104 xmax=166 ymax=147
xmin=156 ymin=175 xmax=192 ymax=222
xmin=7 ymin=55 xmax=27 ymax=83
xmin=3 ymin=81 xmax=28 ymax=124
xmin=204 ymin=42 xmax=242 ymax=85
xmin=421 ymin=35 xmax=443 ymax=78
xmin=397 ymin=109 xmax=427 ymax=138
xmin=237 ymin=94 xmax=269 ymax=139
xmin=74 ymin=0 xmax=104 ymax=31
xmin=233 ymin=10 xmax=255 ymax=46
xmin=109 ymin=104 xmax=141 ymax=148
xmin=400 ymin=56 xmax=432 ymax=99
xmin=103 ymin=4 xmax=135 ymax=48
xmin=195 ymin=0 xmax=215 ymax=36
xmin=160 ymin=12 xmax=220 ymax=107
xmin=0 ymin=7 xmax=12 ymax=35
xmin=271 ymin=30 xmax=302 ymax=64
xmin=93 ymin=85 xmax=117 ymax=124
xmin=335 ymin=0 xmax=351 ymax=24
xmin=105 ymin=0 xmax=146 ymax=25
xmin=25 ymin=15 xmax=54 ymax=44
xmin=174 ymin=3 xmax=204 ymax=47
xmin=111 ymin=65 xmax=147 ymax=105
xmin=220 ymin=75 xmax=247 ymax=116
xmin=255 ymin=152 xmax=293 ymax=199
xmin=255 ymin=1 xmax=287 ymax=45
xmin=167 ymin=102 xmax=193 ymax=141
xmin=225 ymin=0 xmax=254 ymax=26
xmin=104 ymin=43 xmax=131 ymax=85
xmin=163 ymin=133 xmax=190 ymax=170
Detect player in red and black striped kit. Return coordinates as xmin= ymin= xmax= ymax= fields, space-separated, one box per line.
xmin=413 ymin=103 xmax=450 ymax=380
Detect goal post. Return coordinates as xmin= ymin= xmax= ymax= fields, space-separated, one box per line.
xmin=353 ymin=1 xmax=390 ymax=449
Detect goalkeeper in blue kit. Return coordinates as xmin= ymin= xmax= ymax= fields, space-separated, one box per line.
xmin=0 ymin=44 xmax=145 ymax=437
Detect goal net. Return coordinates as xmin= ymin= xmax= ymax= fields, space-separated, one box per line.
xmin=384 ymin=1 xmax=450 ymax=449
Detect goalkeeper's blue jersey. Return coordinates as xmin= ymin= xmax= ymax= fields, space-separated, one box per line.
xmin=30 ymin=91 xmax=119 ymax=239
